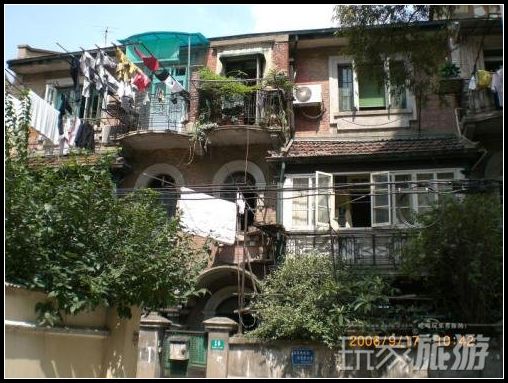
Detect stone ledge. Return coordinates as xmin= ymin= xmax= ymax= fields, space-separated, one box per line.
xmin=5 ymin=319 xmax=110 ymax=339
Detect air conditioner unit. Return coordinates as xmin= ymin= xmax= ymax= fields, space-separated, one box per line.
xmin=293 ymin=84 xmax=322 ymax=106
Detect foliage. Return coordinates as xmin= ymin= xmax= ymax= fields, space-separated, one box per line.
xmin=5 ymin=93 xmax=209 ymax=325
xmin=439 ymin=60 xmax=460 ymax=79
xmin=262 ymin=68 xmax=295 ymax=100
xmin=333 ymin=5 xmax=456 ymax=120
xmin=248 ymin=254 xmax=394 ymax=347
xmin=198 ymin=67 xmax=259 ymax=97
xmin=400 ymin=193 xmax=502 ymax=324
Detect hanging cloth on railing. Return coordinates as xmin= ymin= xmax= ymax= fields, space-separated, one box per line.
xmin=133 ymin=46 xmax=160 ymax=72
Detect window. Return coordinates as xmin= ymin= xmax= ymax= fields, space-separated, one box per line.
xmin=291 ymin=177 xmax=315 ymax=228
xmin=337 ymin=60 xmax=407 ymax=112
xmin=390 ymin=171 xmax=459 ymax=225
xmin=284 ymin=169 xmax=462 ymax=230
xmin=358 ymin=65 xmax=386 ymax=110
xmin=148 ymin=174 xmax=178 ymax=217
xmin=48 ymin=85 xmax=101 ymax=120
xmin=284 ymin=172 xmax=333 ymax=230
xmin=222 ymin=172 xmax=257 ymax=230
xmin=483 ymin=49 xmax=503 ymax=72
xmin=338 ymin=65 xmax=354 ymax=111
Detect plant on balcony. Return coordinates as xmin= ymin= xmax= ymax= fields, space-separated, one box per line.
xmin=437 ymin=60 xmax=463 ymax=94
xmin=198 ymin=68 xmax=259 ymax=125
xmin=187 ymin=119 xmax=218 ymax=163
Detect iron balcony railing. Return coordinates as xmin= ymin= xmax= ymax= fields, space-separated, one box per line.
xmin=285 ymin=229 xmax=416 ymax=268
xmin=197 ymin=89 xmax=288 ymax=128
xmin=462 ymin=78 xmax=501 ymax=115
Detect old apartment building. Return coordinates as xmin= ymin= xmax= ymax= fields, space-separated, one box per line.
xmin=6 ymin=5 xmax=502 ymax=377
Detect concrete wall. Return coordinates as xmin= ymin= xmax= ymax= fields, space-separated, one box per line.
xmin=226 ymin=336 xmax=502 ymax=378
xmin=5 ymin=283 xmax=141 ymax=378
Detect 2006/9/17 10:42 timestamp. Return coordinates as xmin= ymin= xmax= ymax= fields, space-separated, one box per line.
xmin=348 ymin=335 xmax=477 ymax=348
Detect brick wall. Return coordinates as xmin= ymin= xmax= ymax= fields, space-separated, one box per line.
xmin=293 ymin=46 xmax=460 ymax=138
xmin=294 ymin=48 xmax=335 ymax=137
xmin=272 ymin=42 xmax=289 ymax=73
xmin=205 ymin=47 xmax=218 ymax=72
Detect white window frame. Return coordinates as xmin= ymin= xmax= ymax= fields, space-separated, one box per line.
xmin=390 ymin=168 xmax=464 ymax=226
xmin=329 ymin=56 xmax=416 ymax=118
xmin=283 ymin=168 xmax=464 ymax=231
xmin=315 ymin=171 xmax=334 ymax=228
xmin=371 ymin=171 xmax=392 ymax=227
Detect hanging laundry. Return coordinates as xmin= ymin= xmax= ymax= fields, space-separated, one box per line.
xmin=154 ymin=69 xmax=170 ymax=82
xmin=476 ymin=69 xmax=492 ymax=89
xmin=74 ymin=121 xmax=95 ymax=151
xmin=133 ymin=46 xmax=160 ymax=72
xmin=98 ymin=49 xmax=117 ymax=70
xmin=164 ymin=76 xmax=185 ymax=94
xmin=57 ymin=94 xmax=73 ymax=136
xmin=236 ymin=192 xmax=246 ymax=215
xmin=177 ymin=187 xmax=237 ymax=245
xmin=490 ymin=67 xmax=503 ymax=108
xmin=70 ymin=56 xmax=81 ymax=103
xmin=117 ymin=80 xmax=136 ymax=111
xmin=27 ymin=91 xmax=60 ymax=145
xmin=115 ymin=47 xmax=140 ymax=82
xmin=468 ymin=74 xmax=477 ymax=90
xmin=132 ymin=71 xmax=151 ymax=92
xmin=80 ymin=51 xmax=95 ymax=80
xmin=80 ymin=51 xmax=97 ymax=98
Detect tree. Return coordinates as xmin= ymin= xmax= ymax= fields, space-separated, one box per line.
xmin=248 ymin=254 xmax=394 ymax=347
xmin=400 ymin=193 xmax=503 ymax=324
xmin=5 ymin=92 xmax=208 ymax=324
xmin=333 ymin=5 xmax=455 ymax=131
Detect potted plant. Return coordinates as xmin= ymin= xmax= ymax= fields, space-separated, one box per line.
xmin=437 ymin=61 xmax=463 ymax=94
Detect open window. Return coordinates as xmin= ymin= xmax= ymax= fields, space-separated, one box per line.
xmin=371 ymin=172 xmax=392 ymax=227
xmin=315 ymin=171 xmax=334 ymax=228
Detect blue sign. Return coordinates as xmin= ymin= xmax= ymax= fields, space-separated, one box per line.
xmin=291 ymin=348 xmax=314 ymax=366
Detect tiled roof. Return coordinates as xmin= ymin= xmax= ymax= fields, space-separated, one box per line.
xmin=268 ymin=137 xmax=478 ymax=160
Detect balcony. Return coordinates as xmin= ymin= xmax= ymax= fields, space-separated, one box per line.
xmin=285 ymin=229 xmax=415 ymax=271
xmin=110 ymin=91 xmax=191 ymax=151
xmin=460 ymin=78 xmax=502 ymax=140
xmin=197 ymin=89 xmax=289 ymax=147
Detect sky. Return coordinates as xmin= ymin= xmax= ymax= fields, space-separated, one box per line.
xmin=4 ymin=4 xmax=337 ymax=65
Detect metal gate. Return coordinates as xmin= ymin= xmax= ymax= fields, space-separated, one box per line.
xmin=161 ymin=331 xmax=207 ymax=378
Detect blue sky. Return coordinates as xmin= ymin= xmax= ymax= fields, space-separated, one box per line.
xmin=5 ymin=4 xmax=337 ymax=64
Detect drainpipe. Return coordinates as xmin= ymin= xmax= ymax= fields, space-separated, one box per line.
xmin=277 ymin=161 xmax=286 ymax=225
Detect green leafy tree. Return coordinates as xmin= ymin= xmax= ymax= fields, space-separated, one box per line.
xmin=401 ymin=193 xmax=502 ymax=324
xmin=5 ymin=92 xmax=208 ymax=325
xmin=333 ymin=5 xmax=455 ymax=131
xmin=249 ymin=254 xmax=393 ymax=347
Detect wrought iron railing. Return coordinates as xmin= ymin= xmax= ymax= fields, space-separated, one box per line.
xmin=462 ymin=78 xmax=500 ymax=115
xmin=197 ymin=89 xmax=288 ymax=128
xmin=106 ymin=92 xmax=189 ymax=139
xmin=285 ymin=229 xmax=415 ymax=268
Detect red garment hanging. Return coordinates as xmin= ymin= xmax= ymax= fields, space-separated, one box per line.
xmin=132 ymin=71 xmax=151 ymax=92
xmin=134 ymin=46 xmax=160 ymax=72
